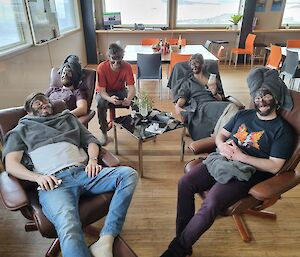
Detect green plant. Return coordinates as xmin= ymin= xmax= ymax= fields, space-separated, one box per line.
xmin=229 ymin=14 xmax=243 ymax=25
xmin=133 ymin=91 xmax=154 ymax=110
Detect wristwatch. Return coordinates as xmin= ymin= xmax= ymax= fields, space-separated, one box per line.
xmin=89 ymin=157 xmax=98 ymax=161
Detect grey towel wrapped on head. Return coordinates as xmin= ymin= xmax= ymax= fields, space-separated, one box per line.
xmin=247 ymin=67 xmax=293 ymax=111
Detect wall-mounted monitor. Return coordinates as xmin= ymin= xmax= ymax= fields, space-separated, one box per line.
xmin=103 ymin=12 xmax=121 ymax=29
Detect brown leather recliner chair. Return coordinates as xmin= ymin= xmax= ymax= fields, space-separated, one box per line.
xmin=49 ymin=67 xmax=96 ymax=128
xmin=0 ymin=101 xmax=138 ymax=257
xmin=186 ymin=89 xmax=300 ymax=242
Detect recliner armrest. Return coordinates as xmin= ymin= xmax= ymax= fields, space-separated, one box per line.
xmin=0 ymin=171 xmax=29 ymax=210
xmin=249 ymin=171 xmax=300 ymax=201
xmin=78 ymin=110 xmax=96 ymax=128
xmin=189 ymin=137 xmax=216 ymax=155
xmin=99 ymin=148 xmax=120 ymax=167
xmin=226 ymin=95 xmax=245 ymax=109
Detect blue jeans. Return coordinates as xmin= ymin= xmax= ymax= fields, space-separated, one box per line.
xmin=38 ymin=165 xmax=138 ymax=257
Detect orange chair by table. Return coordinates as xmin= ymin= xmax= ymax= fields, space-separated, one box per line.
xmin=140 ymin=38 xmax=160 ymax=45
xmin=229 ymin=33 xmax=256 ymax=68
xmin=265 ymin=45 xmax=282 ymax=70
xmin=167 ymin=38 xmax=187 ymax=46
xmin=286 ymin=40 xmax=300 ymax=48
xmin=217 ymin=45 xmax=226 ymax=65
xmin=168 ymin=52 xmax=192 ymax=77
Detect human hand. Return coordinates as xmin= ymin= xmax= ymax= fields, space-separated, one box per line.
xmin=36 ymin=175 xmax=62 ymax=191
xmin=227 ymin=140 xmax=244 ymax=161
xmin=175 ymin=104 xmax=186 ymax=115
xmin=122 ymin=98 xmax=131 ymax=106
xmin=85 ymin=159 xmax=102 ymax=177
xmin=218 ymin=140 xmax=235 ymax=159
xmin=110 ymin=95 xmax=122 ymax=105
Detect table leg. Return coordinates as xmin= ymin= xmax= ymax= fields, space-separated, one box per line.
xmin=113 ymin=123 xmax=118 ymax=155
xmin=138 ymin=140 xmax=143 ymax=177
xmin=180 ymin=127 xmax=185 ymax=161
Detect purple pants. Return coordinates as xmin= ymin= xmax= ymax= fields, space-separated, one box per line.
xmin=176 ymin=162 xmax=273 ymax=249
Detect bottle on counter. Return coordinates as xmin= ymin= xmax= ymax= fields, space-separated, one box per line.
xmin=178 ymin=35 xmax=182 ymax=49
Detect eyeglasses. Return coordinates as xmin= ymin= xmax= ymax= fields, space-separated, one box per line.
xmin=110 ymin=60 xmax=123 ymax=65
xmin=254 ymin=94 xmax=274 ymax=102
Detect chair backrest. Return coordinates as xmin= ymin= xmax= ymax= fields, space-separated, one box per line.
xmin=281 ymin=50 xmax=299 ymax=76
xmin=286 ymin=40 xmax=300 ymax=48
xmin=279 ymin=90 xmax=300 ymax=172
xmin=245 ymin=33 xmax=256 ymax=53
xmin=140 ymin=38 xmax=160 ymax=45
xmin=217 ymin=45 xmax=225 ymax=63
xmin=204 ymin=40 xmax=212 ymax=50
xmin=49 ymin=67 xmax=96 ymax=111
xmin=136 ymin=53 xmax=162 ymax=79
xmin=168 ymin=38 xmax=187 ymax=46
xmin=168 ymin=52 xmax=192 ymax=77
xmin=266 ymin=45 xmax=282 ymax=70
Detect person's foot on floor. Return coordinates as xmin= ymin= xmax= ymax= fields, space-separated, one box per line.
xmin=90 ymin=235 xmax=114 ymax=257
xmin=160 ymin=238 xmax=191 ymax=257
xmin=99 ymin=132 xmax=112 ymax=146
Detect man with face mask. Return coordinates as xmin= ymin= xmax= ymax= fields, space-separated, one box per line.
xmin=173 ymin=53 xmax=239 ymax=141
xmin=45 ymin=55 xmax=88 ymax=117
xmin=2 ymin=92 xmax=138 ymax=257
xmin=96 ymin=43 xmax=135 ymax=145
xmin=160 ymin=67 xmax=295 ymax=257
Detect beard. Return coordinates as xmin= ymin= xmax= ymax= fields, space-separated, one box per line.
xmin=255 ymin=98 xmax=277 ymax=116
xmin=32 ymin=103 xmax=53 ymax=117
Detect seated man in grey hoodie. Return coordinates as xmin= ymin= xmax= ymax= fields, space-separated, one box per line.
xmin=2 ymin=92 xmax=138 ymax=257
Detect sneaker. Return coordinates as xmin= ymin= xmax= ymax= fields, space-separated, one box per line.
xmin=99 ymin=132 xmax=112 ymax=146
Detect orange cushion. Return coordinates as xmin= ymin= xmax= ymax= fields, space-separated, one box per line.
xmin=231 ymin=48 xmax=253 ymax=54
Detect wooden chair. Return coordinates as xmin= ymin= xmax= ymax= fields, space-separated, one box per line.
xmin=0 ymin=102 xmax=137 ymax=257
xmin=286 ymin=40 xmax=300 ymax=48
xmin=229 ymin=33 xmax=256 ymax=68
xmin=187 ymin=89 xmax=300 ymax=242
xmin=265 ymin=45 xmax=282 ymax=70
xmin=140 ymin=38 xmax=160 ymax=45
xmin=49 ymin=67 xmax=96 ymax=128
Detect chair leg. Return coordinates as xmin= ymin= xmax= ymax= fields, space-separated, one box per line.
xmin=244 ymin=54 xmax=247 ymax=65
xmin=107 ymin=108 xmax=116 ymax=131
xmin=45 ymin=238 xmax=60 ymax=257
xmin=232 ymin=214 xmax=251 ymax=242
xmin=235 ymin=53 xmax=238 ymax=69
xmin=244 ymin=209 xmax=277 ymax=219
xmin=229 ymin=52 xmax=232 ymax=66
xmin=159 ymin=79 xmax=162 ymax=100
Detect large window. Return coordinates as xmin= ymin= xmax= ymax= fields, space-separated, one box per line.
xmin=103 ymin=0 xmax=168 ymax=26
xmin=282 ymin=0 xmax=300 ymax=26
xmin=55 ymin=0 xmax=79 ymax=33
xmin=176 ymin=0 xmax=241 ymax=27
xmin=0 ymin=0 xmax=31 ymax=52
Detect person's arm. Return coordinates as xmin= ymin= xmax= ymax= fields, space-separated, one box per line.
xmin=5 ymin=151 xmax=61 ymax=190
xmin=71 ymin=99 xmax=88 ymax=117
xmin=175 ymin=97 xmax=187 ymax=115
xmin=122 ymin=85 xmax=135 ymax=106
xmin=228 ymin=140 xmax=286 ymax=174
xmin=98 ymin=87 xmax=122 ymax=105
xmin=216 ymin=128 xmax=286 ymax=174
xmin=85 ymin=142 xmax=102 ymax=177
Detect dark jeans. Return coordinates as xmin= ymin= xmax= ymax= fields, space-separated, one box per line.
xmin=176 ymin=161 xmax=273 ymax=249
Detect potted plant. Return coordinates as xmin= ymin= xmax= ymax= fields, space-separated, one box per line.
xmin=229 ymin=14 xmax=243 ymax=29
xmin=133 ymin=91 xmax=154 ymax=117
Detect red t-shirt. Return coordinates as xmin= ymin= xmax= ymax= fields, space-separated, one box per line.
xmin=96 ymin=60 xmax=134 ymax=93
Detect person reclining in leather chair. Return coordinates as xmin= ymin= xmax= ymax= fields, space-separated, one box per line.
xmin=45 ymin=54 xmax=89 ymax=117
xmin=96 ymin=43 xmax=135 ymax=145
xmin=160 ymin=67 xmax=295 ymax=257
xmin=2 ymin=93 xmax=138 ymax=257
xmin=172 ymin=53 xmax=240 ymax=140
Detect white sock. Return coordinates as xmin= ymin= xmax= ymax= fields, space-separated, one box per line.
xmin=90 ymin=235 xmax=114 ymax=257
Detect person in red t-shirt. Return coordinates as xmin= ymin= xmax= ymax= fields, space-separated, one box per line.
xmin=96 ymin=43 xmax=135 ymax=145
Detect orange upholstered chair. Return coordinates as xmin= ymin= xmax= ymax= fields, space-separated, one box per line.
xmin=229 ymin=33 xmax=256 ymax=68
xmin=217 ymin=45 xmax=226 ymax=65
xmin=168 ymin=52 xmax=192 ymax=77
xmin=265 ymin=45 xmax=282 ymax=70
xmin=140 ymin=38 xmax=160 ymax=45
xmin=167 ymin=38 xmax=187 ymax=46
xmin=286 ymin=40 xmax=300 ymax=48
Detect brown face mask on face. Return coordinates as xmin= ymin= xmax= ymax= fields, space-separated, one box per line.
xmin=109 ymin=55 xmax=123 ymax=70
xmin=61 ymin=67 xmax=73 ymax=87
xmin=254 ymin=88 xmax=277 ymax=116
xmin=30 ymin=96 xmax=53 ymax=117
xmin=189 ymin=59 xmax=203 ymax=74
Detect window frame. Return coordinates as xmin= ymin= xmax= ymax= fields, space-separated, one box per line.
xmin=281 ymin=0 xmax=300 ymax=27
xmin=175 ymin=0 xmax=243 ymax=28
xmin=0 ymin=0 xmax=32 ymax=58
xmin=102 ymin=0 xmax=169 ymax=27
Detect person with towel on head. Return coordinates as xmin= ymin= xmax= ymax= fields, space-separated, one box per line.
xmin=159 ymin=67 xmax=295 ymax=257
xmin=45 ymin=54 xmax=88 ymax=117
